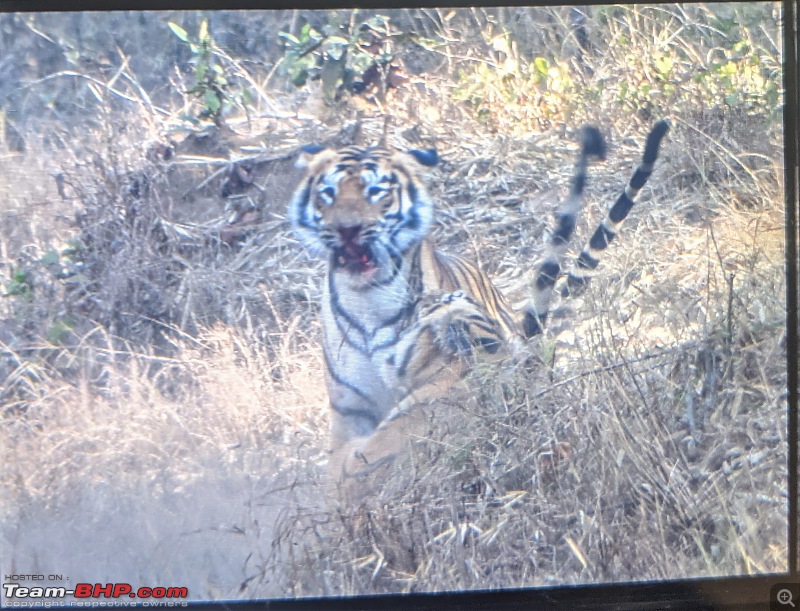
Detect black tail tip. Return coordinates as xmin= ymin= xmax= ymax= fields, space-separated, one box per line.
xmin=652 ymin=119 xmax=670 ymax=137
xmin=644 ymin=120 xmax=670 ymax=163
xmin=523 ymin=311 xmax=546 ymax=337
xmin=580 ymin=125 xmax=607 ymax=161
xmin=408 ymin=148 xmax=439 ymax=167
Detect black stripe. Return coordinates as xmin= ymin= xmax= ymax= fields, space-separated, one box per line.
xmin=536 ymin=259 xmax=561 ymax=291
xmin=566 ymin=272 xmax=589 ymax=290
xmin=445 ymin=320 xmax=473 ymax=356
xmin=388 ymin=209 xmax=422 ymax=243
xmin=408 ymin=246 xmax=425 ymax=298
xmin=375 ymin=297 xmax=416 ymax=333
xmin=328 ymin=303 xmax=408 ymax=356
xmin=552 ymin=211 xmax=577 ymax=246
xmin=523 ymin=311 xmax=546 ymax=337
xmin=405 ymin=181 xmax=421 ymax=231
xmin=409 ymin=356 xmax=448 ymax=386
xmin=581 ymin=125 xmax=607 ymax=159
xmin=577 ymin=249 xmax=600 ymax=270
xmin=330 ymin=262 xmax=409 ymax=331
xmin=370 ymin=334 xmax=403 ymax=353
xmin=330 ymin=315 xmax=369 ymax=355
xmin=328 ymin=272 xmax=368 ymax=338
xmin=322 ymin=346 xmax=377 ymax=406
xmin=629 ymin=167 xmax=652 ymax=190
xmin=644 ymin=120 xmax=670 ymax=164
xmin=329 ymin=402 xmax=380 ymax=428
xmin=294 ymin=180 xmax=315 ymax=229
xmin=395 ymin=336 xmax=420 ymax=379
xmin=572 ymin=171 xmax=587 ymax=195
xmin=608 ymin=191 xmax=635 ymax=223
xmin=476 ymin=336 xmax=502 ymax=354
xmin=408 ymin=148 xmax=439 ymax=167
xmin=469 ymin=319 xmax=501 ymax=336
xmin=589 ymin=223 xmax=616 ymax=251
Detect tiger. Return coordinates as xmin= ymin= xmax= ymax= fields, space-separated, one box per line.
xmin=288 ymin=121 xmax=669 ymax=492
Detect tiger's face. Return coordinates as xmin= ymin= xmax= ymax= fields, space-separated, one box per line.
xmin=289 ymin=145 xmax=439 ymax=284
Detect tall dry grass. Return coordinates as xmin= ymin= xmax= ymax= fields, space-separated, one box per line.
xmin=0 ymin=4 xmax=789 ymax=601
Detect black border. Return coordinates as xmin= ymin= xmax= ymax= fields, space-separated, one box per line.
xmin=252 ymin=575 xmax=794 ymax=610
xmin=0 ymin=1 xmax=797 ymax=609
xmin=785 ymin=0 xmax=800 ymax=582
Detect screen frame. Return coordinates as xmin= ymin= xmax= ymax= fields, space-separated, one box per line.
xmin=0 ymin=0 xmax=796 ymax=609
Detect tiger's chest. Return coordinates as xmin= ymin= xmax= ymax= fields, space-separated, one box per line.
xmin=321 ymin=268 xmax=415 ymax=419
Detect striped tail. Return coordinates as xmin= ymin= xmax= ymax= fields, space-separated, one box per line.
xmin=522 ymin=120 xmax=669 ymax=338
xmin=563 ymin=120 xmax=669 ymax=297
xmin=523 ymin=125 xmax=607 ymax=337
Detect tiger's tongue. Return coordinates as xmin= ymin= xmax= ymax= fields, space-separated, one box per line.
xmin=343 ymin=243 xmax=363 ymax=260
xmin=341 ymin=244 xmax=376 ymax=274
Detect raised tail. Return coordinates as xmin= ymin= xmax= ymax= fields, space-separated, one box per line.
xmin=523 ymin=120 xmax=670 ymax=338
xmin=564 ymin=120 xmax=670 ymax=296
xmin=523 ymin=125 xmax=606 ymax=337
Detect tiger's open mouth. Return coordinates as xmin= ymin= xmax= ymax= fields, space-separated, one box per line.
xmin=333 ymin=242 xmax=378 ymax=275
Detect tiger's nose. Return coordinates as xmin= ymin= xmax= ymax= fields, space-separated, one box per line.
xmin=337 ymin=225 xmax=361 ymax=243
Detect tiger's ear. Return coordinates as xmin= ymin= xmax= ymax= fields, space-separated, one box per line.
xmin=297 ymin=144 xmax=327 ymax=169
xmin=407 ymin=148 xmax=439 ymax=167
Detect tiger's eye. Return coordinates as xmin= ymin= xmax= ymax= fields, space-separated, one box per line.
xmin=368 ymin=186 xmax=389 ymax=205
xmin=319 ymin=186 xmax=336 ymax=205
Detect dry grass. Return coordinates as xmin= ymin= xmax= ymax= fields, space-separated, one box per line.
xmin=0 ymin=5 xmax=788 ymax=601
xmin=1 ymin=321 xmax=331 ymax=599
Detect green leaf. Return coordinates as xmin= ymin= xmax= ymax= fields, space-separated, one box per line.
xmin=326 ymin=44 xmax=346 ymax=61
xmin=654 ymin=55 xmax=673 ymax=76
xmin=6 ymin=268 xmax=32 ymax=299
xmin=47 ymin=318 xmax=72 ymax=345
xmin=62 ymin=239 xmax=85 ymax=258
xmin=733 ymin=40 xmax=749 ymax=54
xmin=204 ymin=90 xmax=221 ymax=113
xmin=719 ymin=61 xmax=737 ymax=77
xmin=199 ymin=19 xmax=209 ymax=43
xmin=533 ymin=57 xmax=549 ymax=76
xmin=279 ymin=31 xmax=299 ymax=45
xmin=168 ymin=22 xmax=189 ymax=42
xmin=40 ymin=251 xmax=60 ymax=267
xmin=326 ymin=35 xmax=350 ymax=45
xmin=290 ymin=68 xmax=309 ymax=87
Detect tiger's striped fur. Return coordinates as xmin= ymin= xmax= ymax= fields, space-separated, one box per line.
xmin=288 ymin=122 xmax=669 ymax=488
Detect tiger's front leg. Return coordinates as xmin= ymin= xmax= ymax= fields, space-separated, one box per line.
xmin=383 ymin=291 xmax=505 ymax=410
xmin=330 ymin=291 xmax=505 ymax=496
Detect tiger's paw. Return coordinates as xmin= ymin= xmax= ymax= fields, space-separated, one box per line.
xmin=421 ymin=291 xmax=503 ymax=359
